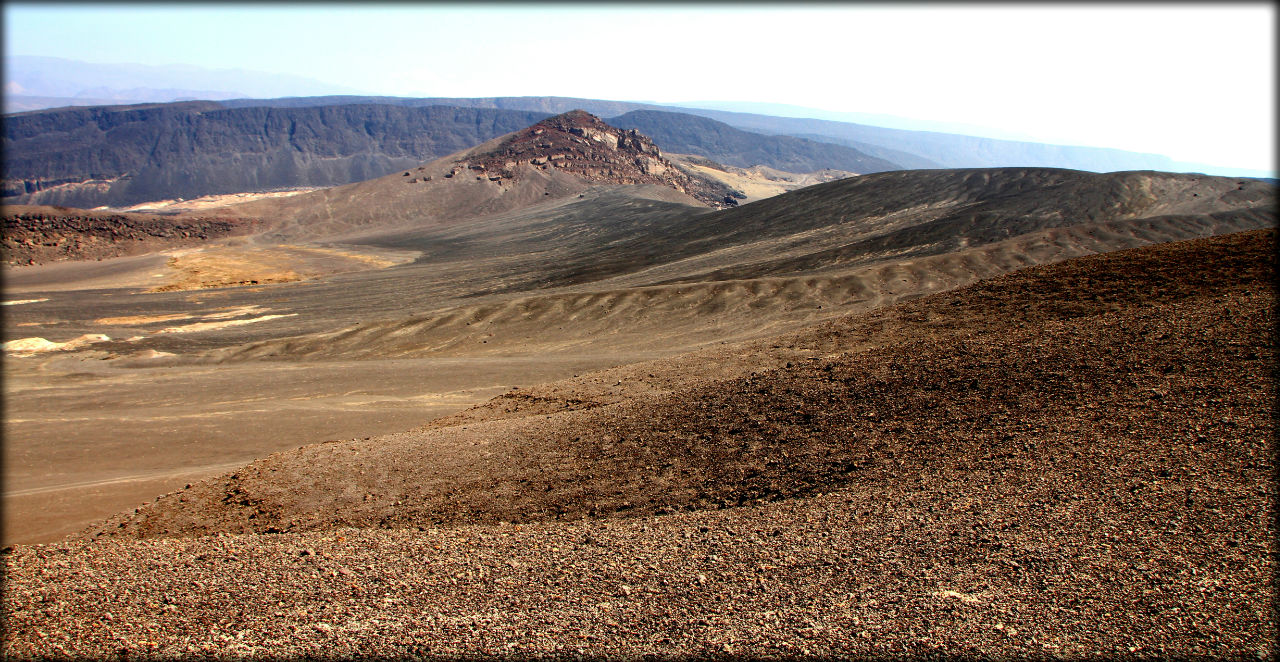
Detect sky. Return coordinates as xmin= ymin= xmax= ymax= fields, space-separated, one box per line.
xmin=4 ymin=3 xmax=1275 ymax=173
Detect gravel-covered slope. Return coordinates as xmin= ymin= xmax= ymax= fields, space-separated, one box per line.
xmin=2 ymin=229 xmax=1274 ymax=659
xmin=82 ymin=229 xmax=1277 ymax=539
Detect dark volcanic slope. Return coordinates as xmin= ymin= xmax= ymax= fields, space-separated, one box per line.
xmin=610 ymin=109 xmax=904 ymax=174
xmin=2 ymin=103 xmax=552 ymax=208
xmin=105 ymin=167 xmax=1270 ymax=363
xmin=612 ymin=167 xmax=1276 ymax=284
xmin=294 ymin=167 xmax=1275 ymax=299
xmin=1 ymin=204 xmax=259 ymax=266
xmin=5 ymin=230 xmax=1274 ymax=660
xmin=306 ymin=167 xmax=1278 ymax=291
xmin=6 ymin=168 xmax=1268 ymax=365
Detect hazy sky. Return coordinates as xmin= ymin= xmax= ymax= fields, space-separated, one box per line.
xmin=5 ymin=3 xmax=1275 ymax=172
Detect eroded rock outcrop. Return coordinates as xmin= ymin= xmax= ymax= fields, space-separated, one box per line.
xmin=456 ymin=110 xmax=740 ymax=208
xmin=2 ymin=205 xmax=259 ymax=266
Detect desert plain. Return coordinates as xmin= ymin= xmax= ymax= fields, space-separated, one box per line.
xmin=1 ymin=111 xmax=1275 ymax=658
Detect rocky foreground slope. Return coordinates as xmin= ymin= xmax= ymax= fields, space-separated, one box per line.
xmin=3 ymin=229 xmax=1272 ymax=659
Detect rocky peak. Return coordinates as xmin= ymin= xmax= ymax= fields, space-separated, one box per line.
xmin=449 ymin=110 xmax=739 ymax=209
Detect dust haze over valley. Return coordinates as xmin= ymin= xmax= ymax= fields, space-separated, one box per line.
xmin=2 ymin=5 xmax=1278 ymax=655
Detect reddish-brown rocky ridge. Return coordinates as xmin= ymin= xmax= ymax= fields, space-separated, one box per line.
xmin=2 ymin=205 xmax=259 ymax=266
xmin=449 ymin=110 xmax=740 ymax=208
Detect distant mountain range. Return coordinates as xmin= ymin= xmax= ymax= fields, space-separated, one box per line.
xmin=197 ymin=95 xmax=1193 ymax=174
xmin=6 ymin=91 xmax=1263 ymax=210
xmin=3 ymin=55 xmax=358 ymax=109
xmin=2 ymin=103 xmax=552 ymax=208
xmin=3 ymin=101 xmax=901 ymax=208
xmin=6 ymin=55 xmax=1268 ymax=180
xmin=609 ymin=110 xmax=909 ymax=174
xmin=665 ymin=100 xmax=1047 ymax=142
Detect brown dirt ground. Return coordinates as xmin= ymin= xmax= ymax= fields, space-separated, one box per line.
xmin=2 ymin=168 xmax=1271 ymax=552
xmin=89 ymin=229 xmax=1277 ymax=539
xmin=1 ymin=230 xmax=1270 ymax=659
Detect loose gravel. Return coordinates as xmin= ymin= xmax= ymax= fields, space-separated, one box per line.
xmin=3 ymin=229 xmax=1274 ymax=659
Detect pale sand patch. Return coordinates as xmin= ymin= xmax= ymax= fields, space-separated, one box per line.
xmin=149 ymin=244 xmax=418 ymax=292
xmin=3 ymin=334 xmax=110 ymax=355
xmin=149 ymin=255 xmax=303 ymax=292
xmin=680 ymin=162 xmax=794 ymax=202
xmin=19 ymin=307 xmax=271 ymax=338
xmin=130 ymin=349 xmax=177 ymax=359
xmin=201 ymin=305 xmax=270 ymax=320
xmin=2 ymin=298 xmax=49 ymax=306
xmin=152 ymin=314 xmax=297 ymax=334
xmin=94 ymin=313 xmax=195 ymax=326
xmin=284 ymin=245 xmax=404 ymax=268
xmin=111 ymin=188 xmax=320 ymax=214
xmin=666 ymin=155 xmax=855 ymax=204
xmin=937 ymin=590 xmax=986 ymax=604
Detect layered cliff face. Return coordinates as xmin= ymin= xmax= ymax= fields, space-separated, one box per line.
xmin=0 ymin=104 xmax=796 ymax=211
xmin=2 ymin=104 xmax=553 ymax=209
xmin=448 ymin=110 xmax=741 ymax=209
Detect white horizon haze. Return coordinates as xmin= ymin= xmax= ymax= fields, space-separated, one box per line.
xmin=4 ymin=3 xmax=1274 ymax=174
